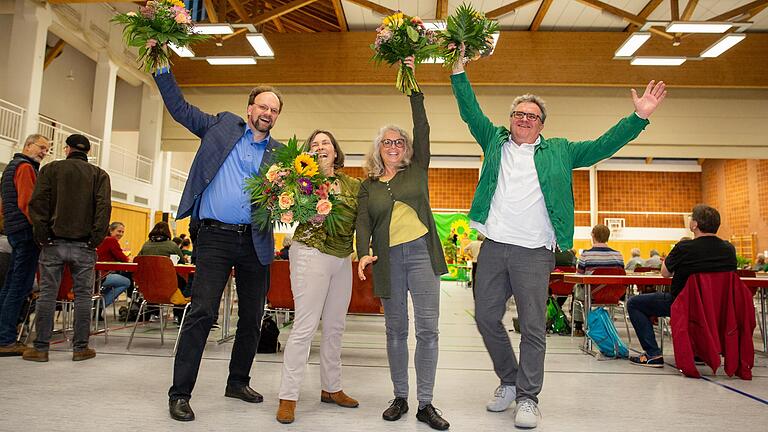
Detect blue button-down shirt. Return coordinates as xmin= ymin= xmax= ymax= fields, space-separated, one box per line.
xmin=199 ymin=125 xmax=268 ymax=224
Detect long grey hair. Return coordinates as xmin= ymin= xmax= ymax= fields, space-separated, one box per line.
xmin=363 ymin=125 xmax=413 ymax=179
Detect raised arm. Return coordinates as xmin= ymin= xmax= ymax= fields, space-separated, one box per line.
xmin=450 ymin=70 xmax=502 ymax=152
xmin=154 ymin=70 xmax=217 ymax=139
xmin=409 ymin=91 xmax=431 ymax=169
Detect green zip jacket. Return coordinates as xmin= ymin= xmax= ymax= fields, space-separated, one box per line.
xmin=451 ymin=72 xmax=650 ymax=250
xmin=355 ymin=92 xmax=448 ymax=299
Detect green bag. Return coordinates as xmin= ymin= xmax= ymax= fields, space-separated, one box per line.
xmin=546 ymin=297 xmax=571 ymax=335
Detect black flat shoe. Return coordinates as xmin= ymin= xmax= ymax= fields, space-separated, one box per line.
xmin=382 ymin=397 xmax=408 ymax=421
xmin=169 ymin=399 xmax=195 ymax=422
xmin=225 ymin=385 xmax=264 ymax=403
xmin=416 ymin=404 xmax=450 ymax=430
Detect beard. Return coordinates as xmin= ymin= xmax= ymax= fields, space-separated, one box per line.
xmin=250 ymin=115 xmax=273 ymax=133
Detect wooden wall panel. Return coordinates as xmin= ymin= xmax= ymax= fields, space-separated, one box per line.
xmin=110 ymin=202 xmax=151 ymax=257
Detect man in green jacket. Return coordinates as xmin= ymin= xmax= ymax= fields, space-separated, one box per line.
xmin=450 ymin=58 xmax=666 ymax=428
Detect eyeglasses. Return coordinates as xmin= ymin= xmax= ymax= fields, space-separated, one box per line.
xmin=511 ymin=111 xmax=542 ymax=122
xmin=381 ymin=138 xmax=405 ymax=148
xmin=252 ymin=103 xmax=280 ymax=115
xmin=31 ymin=142 xmax=50 ymax=153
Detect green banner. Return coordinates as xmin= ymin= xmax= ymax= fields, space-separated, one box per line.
xmin=432 ymin=213 xmax=476 ymax=281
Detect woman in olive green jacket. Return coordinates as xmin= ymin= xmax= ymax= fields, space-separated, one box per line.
xmin=355 ymin=58 xmax=449 ymax=431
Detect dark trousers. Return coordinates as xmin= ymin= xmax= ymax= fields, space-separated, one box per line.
xmin=168 ymin=224 xmax=269 ymax=401
xmin=627 ymin=292 xmax=673 ymax=357
xmin=0 ymin=228 xmax=40 ymax=345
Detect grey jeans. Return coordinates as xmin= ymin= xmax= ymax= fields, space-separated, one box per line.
xmin=34 ymin=240 xmax=96 ymax=352
xmin=382 ymin=235 xmax=441 ymax=405
xmin=474 ymin=239 xmax=554 ymax=403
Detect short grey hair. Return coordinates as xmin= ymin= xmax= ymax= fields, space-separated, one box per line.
xmin=510 ymin=94 xmax=548 ymax=123
xmin=631 ymin=248 xmax=641 ymax=257
xmin=650 ymin=249 xmax=660 ymax=257
xmin=23 ymin=134 xmax=48 ymax=148
xmin=363 ymin=125 xmax=413 ymax=179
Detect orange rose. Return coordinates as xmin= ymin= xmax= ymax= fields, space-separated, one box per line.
xmin=278 ymin=192 xmax=294 ymax=210
xmin=266 ymin=164 xmax=280 ymax=183
xmin=280 ymin=211 xmax=293 ymax=224
xmin=316 ymin=199 xmax=332 ymax=215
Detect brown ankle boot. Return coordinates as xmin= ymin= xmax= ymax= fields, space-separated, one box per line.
xmin=73 ymin=348 xmax=96 ymax=362
xmin=22 ymin=348 xmax=48 ymax=362
xmin=276 ymin=399 xmax=296 ymax=424
xmin=321 ymin=390 xmax=359 ymax=408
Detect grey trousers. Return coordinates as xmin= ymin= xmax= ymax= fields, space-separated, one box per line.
xmin=474 ymin=239 xmax=554 ymax=403
xmin=382 ymin=235 xmax=441 ymax=405
xmin=34 ymin=240 xmax=96 ymax=352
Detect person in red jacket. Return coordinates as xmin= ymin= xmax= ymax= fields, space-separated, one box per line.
xmin=96 ymin=222 xmax=132 ymax=308
xmin=627 ymin=205 xmax=736 ymax=367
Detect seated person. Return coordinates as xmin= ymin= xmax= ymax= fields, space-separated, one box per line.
xmin=278 ymin=234 xmax=292 ymax=260
xmin=138 ymin=222 xmax=189 ymax=322
xmin=625 ymin=248 xmax=644 ymax=271
xmin=96 ymin=221 xmax=132 ymax=308
xmin=644 ymin=249 xmax=662 ymax=269
xmin=572 ymin=224 xmax=624 ymax=336
xmin=180 ymin=238 xmax=193 ymax=261
xmin=752 ymin=253 xmax=765 ymax=272
xmin=627 ymin=205 xmax=736 ymax=367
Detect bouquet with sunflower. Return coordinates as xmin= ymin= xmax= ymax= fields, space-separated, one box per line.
xmin=371 ymin=11 xmax=440 ymax=95
xmin=439 ymin=3 xmax=499 ymax=70
xmin=111 ymin=0 xmax=208 ymax=73
xmin=246 ymin=137 xmax=347 ymax=234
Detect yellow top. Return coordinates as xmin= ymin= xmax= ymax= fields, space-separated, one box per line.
xmin=389 ymin=201 xmax=428 ymax=247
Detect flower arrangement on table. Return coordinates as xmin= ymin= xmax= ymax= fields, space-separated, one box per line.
xmin=111 ymin=0 xmax=208 ymax=73
xmin=439 ymin=3 xmax=499 ymax=70
xmin=371 ymin=12 xmax=440 ymax=95
xmin=246 ymin=137 xmax=349 ymax=235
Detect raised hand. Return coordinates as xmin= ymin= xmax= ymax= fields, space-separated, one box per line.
xmin=403 ymin=55 xmax=415 ymax=72
xmin=451 ymin=43 xmax=467 ymax=75
xmin=631 ymin=80 xmax=667 ymax=119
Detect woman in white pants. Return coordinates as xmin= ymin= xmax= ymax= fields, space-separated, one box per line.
xmin=276 ymin=130 xmax=361 ymax=424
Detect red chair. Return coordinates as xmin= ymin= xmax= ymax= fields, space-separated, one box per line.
xmin=349 ymin=262 xmax=382 ymax=314
xmin=549 ymin=266 xmax=577 ymax=297
xmin=577 ymin=267 xmax=632 ymax=343
xmin=128 ymin=256 xmax=190 ymax=352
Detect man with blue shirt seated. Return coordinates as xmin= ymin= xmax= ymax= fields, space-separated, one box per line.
xmin=154 ymin=67 xmax=284 ymax=422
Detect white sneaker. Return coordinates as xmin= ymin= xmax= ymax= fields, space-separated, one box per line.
xmin=485 ymin=384 xmax=516 ymax=412
xmin=514 ymin=399 xmax=541 ymax=429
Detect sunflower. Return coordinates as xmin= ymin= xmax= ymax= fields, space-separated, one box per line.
xmin=450 ymin=219 xmax=471 ymax=236
xmin=383 ymin=12 xmax=404 ymax=27
xmin=294 ymin=153 xmax=319 ymax=177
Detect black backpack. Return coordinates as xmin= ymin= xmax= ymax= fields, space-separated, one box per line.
xmin=257 ymin=315 xmax=281 ymax=353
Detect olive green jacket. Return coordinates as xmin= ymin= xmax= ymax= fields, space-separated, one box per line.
xmin=451 ymin=72 xmax=650 ymax=250
xmin=355 ymin=92 xmax=448 ymax=299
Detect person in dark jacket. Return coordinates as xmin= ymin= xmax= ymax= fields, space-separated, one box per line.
xmin=154 ymin=67 xmax=284 ymax=422
xmin=356 ymin=57 xmax=449 ymax=431
xmin=23 ymin=134 xmax=111 ymax=362
xmin=0 ymin=134 xmax=48 ymax=356
xmin=627 ymin=205 xmax=736 ymax=368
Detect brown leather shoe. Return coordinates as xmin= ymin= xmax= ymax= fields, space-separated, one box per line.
xmin=276 ymin=399 xmax=296 ymax=424
xmin=321 ymin=390 xmax=359 ymax=408
xmin=73 ymin=348 xmax=96 ymax=362
xmin=0 ymin=342 xmax=27 ymax=357
xmin=22 ymin=348 xmax=49 ymax=362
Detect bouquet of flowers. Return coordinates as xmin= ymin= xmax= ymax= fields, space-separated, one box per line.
xmin=371 ymin=12 xmax=440 ymax=95
xmin=245 ymin=137 xmax=350 ymax=235
xmin=111 ymin=0 xmax=208 ymax=73
xmin=439 ymin=3 xmax=499 ymax=70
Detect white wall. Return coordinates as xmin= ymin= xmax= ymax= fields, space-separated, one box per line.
xmin=170 ymin=151 xmax=195 ymax=172
xmin=0 ymin=15 xmax=12 ymax=96
xmin=111 ymin=130 xmax=139 ymax=154
xmin=39 ymin=43 xmax=96 ymax=134
xmin=112 ymin=77 xmax=142 ymax=131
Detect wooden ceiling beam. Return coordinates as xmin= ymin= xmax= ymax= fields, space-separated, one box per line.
xmin=486 ymin=0 xmax=539 ymax=19
xmin=226 ymin=0 xmax=251 ymax=22
xmin=681 ymin=0 xmax=698 ymax=20
xmin=625 ymin=0 xmax=663 ymax=32
xmin=577 ymin=0 xmax=673 ymax=40
xmin=708 ymin=0 xmax=768 ymax=22
xmin=436 ymin=0 xmax=449 ymax=19
xmin=251 ymin=0 xmax=320 ymax=26
xmin=44 ymin=39 xmax=66 ymax=70
xmin=529 ymin=0 xmax=553 ymax=31
xmin=331 ymin=0 xmax=348 ymax=31
xmin=670 ymin=0 xmax=679 ymax=20
xmin=289 ymin=6 xmax=341 ymax=29
xmin=344 ymin=0 xmax=395 ymax=17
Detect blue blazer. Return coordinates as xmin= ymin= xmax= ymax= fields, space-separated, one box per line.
xmin=154 ymin=71 xmax=283 ymax=265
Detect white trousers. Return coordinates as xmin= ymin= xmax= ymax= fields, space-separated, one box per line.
xmin=278 ymin=242 xmax=353 ymax=401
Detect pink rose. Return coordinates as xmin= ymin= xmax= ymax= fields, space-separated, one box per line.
xmin=314 ymin=183 xmax=329 ymax=200
xmin=266 ymin=164 xmax=280 ymax=183
xmin=278 ymin=192 xmax=294 ymax=210
xmin=316 ymin=199 xmax=332 ymax=215
xmin=175 ymin=13 xmax=190 ymax=24
xmin=146 ymin=39 xmax=158 ymax=48
xmin=280 ymin=211 xmax=293 ymax=224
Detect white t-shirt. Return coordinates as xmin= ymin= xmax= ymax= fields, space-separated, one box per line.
xmin=471 ymin=136 xmax=557 ymax=250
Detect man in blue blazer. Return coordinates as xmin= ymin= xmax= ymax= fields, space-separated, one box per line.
xmin=154 ymin=69 xmax=284 ymax=422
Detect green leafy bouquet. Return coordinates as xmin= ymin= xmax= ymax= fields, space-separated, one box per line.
xmin=371 ymin=11 xmax=440 ymax=95
xmin=245 ymin=137 xmax=349 ymax=235
xmin=439 ymin=3 xmax=499 ymax=69
xmin=111 ymin=0 xmax=208 ymax=73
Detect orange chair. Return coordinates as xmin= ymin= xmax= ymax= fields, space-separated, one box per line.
xmin=128 ymin=256 xmax=190 ymax=352
xmin=577 ymin=267 xmax=632 ymax=343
